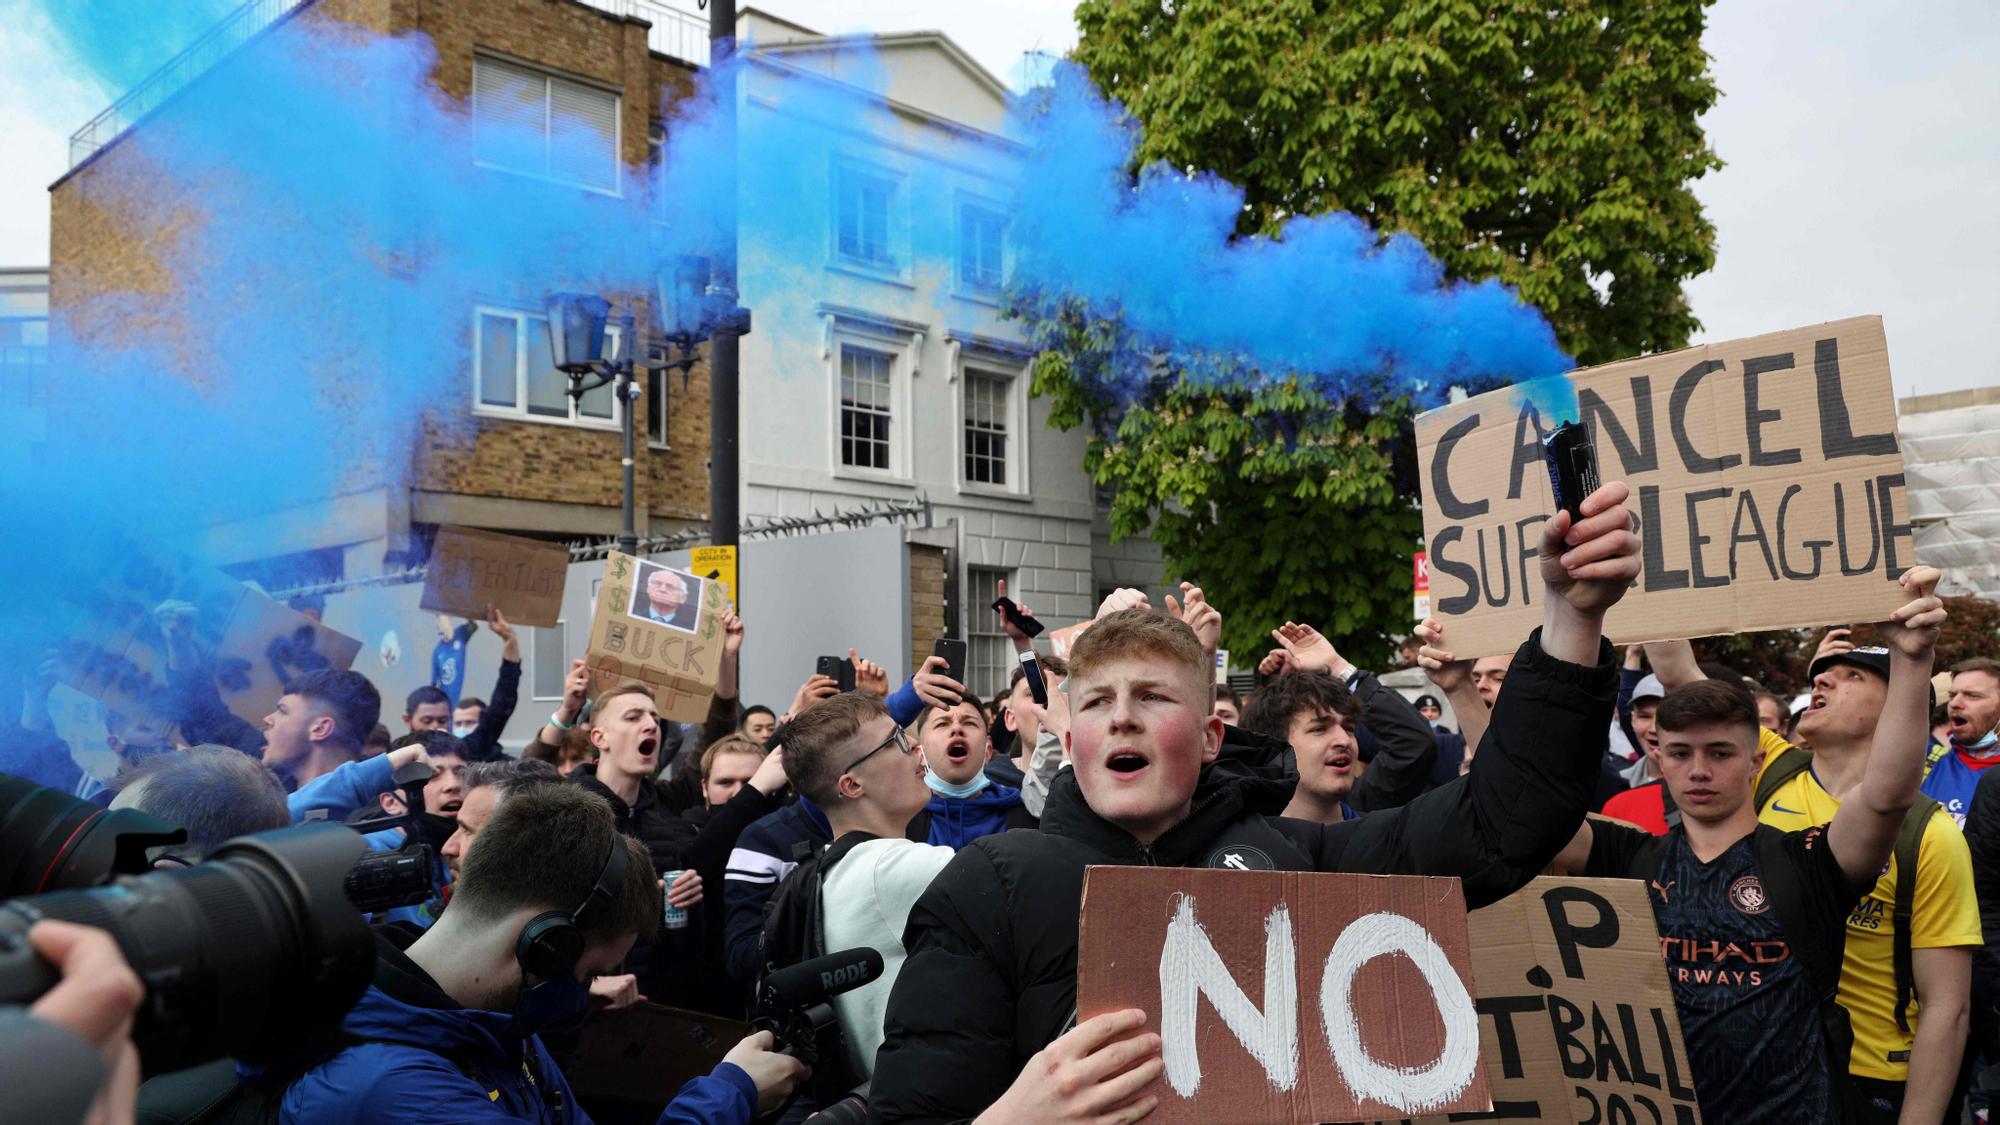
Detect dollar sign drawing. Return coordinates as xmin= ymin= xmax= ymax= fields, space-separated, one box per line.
xmin=611 ymin=556 xmax=630 ymax=580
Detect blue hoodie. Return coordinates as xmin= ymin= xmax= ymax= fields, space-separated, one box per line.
xmin=920 ymin=783 xmax=1030 ymax=850
xmin=281 ymin=931 xmax=757 ymax=1125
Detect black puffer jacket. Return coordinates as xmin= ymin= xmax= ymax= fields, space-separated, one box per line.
xmin=573 ymin=765 xmax=782 ymax=1014
xmin=866 ymin=631 xmax=1616 ymax=1124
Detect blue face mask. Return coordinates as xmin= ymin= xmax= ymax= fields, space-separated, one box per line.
xmin=925 ymin=770 xmax=991 ymax=800
xmin=512 ymin=973 xmax=589 ymax=1036
xmin=1959 ymin=729 xmax=1999 ymax=752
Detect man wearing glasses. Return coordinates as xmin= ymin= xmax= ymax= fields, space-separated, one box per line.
xmin=778 ymin=693 xmax=954 ymax=1081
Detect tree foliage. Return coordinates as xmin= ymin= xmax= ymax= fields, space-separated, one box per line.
xmin=1697 ymin=597 xmax=2000 ymax=695
xmin=1016 ymin=0 xmax=1722 ymax=666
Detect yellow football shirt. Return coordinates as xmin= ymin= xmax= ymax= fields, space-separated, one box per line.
xmin=1753 ymin=727 xmax=1983 ymax=1080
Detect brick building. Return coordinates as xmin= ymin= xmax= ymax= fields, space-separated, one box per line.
xmin=49 ymin=0 xmax=717 ymax=583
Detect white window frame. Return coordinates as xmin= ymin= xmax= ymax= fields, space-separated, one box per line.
xmin=954 ymin=347 xmax=1031 ymax=499
xmin=471 ymin=305 xmax=624 ymax=431
xmin=826 ymin=320 xmax=917 ymax=485
xmin=955 ymin=195 xmax=1008 ymax=302
xmin=646 ymin=366 xmax=672 ymax=450
xmin=965 ymin=566 xmax=1013 ymax=699
xmin=828 ymin=156 xmax=912 ymax=286
xmin=472 ymin=54 xmax=622 ymax=197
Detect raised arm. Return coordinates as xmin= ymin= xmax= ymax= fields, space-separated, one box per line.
xmin=1826 ymin=567 xmax=1944 ymax=887
xmin=1640 ymin=638 xmax=1702 ymax=692
xmin=528 ymin=659 xmax=591 ymax=759
xmin=1307 ymin=482 xmax=1640 ymax=905
xmin=1415 ymin=617 xmax=1487 ymax=749
xmin=464 ymin=607 xmax=521 ymax=760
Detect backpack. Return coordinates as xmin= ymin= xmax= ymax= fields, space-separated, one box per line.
xmin=1755 ymin=746 xmax=1941 ymax=1034
xmin=755 ymin=830 xmax=877 ymax=999
xmin=1623 ymin=824 xmax=1857 ymax=1117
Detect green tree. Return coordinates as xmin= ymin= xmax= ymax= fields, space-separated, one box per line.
xmin=1018 ymin=0 xmax=1721 ymax=666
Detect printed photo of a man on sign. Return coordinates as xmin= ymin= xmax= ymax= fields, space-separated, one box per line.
xmin=626 ymin=563 xmax=703 ymax=634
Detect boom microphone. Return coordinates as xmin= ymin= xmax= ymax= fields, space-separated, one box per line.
xmin=758 ymin=947 xmax=885 ymax=1016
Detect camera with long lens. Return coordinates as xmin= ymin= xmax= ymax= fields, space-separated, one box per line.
xmin=0 ymin=773 xmax=376 ymax=1076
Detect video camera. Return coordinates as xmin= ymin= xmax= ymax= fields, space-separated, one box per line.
xmin=339 ymin=754 xmax=442 ymax=914
xmin=753 ymin=946 xmax=884 ymax=1124
xmin=0 ymin=772 xmax=383 ymax=1077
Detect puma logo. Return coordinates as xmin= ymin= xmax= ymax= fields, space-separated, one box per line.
xmin=1651 ymin=879 xmax=1676 ymax=903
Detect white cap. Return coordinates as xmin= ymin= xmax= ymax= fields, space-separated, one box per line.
xmin=1790 ymin=692 xmax=1812 ymax=716
xmin=1631 ymin=674 xmax=1665 ymax=704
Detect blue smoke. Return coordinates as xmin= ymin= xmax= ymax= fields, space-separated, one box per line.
xmin=40 ymin=0 xmax=245 ymax=93
xmin=4 ymin=5 xmax=1579 ymax=765
xmin=1008 ymin=64 xmax=1576 ymax=416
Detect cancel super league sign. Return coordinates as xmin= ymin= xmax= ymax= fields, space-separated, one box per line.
xmin=1417 ymin=316 xmax=1910 ymax=657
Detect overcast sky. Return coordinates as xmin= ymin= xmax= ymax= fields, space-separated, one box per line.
xmin=3 ymin=0 xmax=1993 ymax=396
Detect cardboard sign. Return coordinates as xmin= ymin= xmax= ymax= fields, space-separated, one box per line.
xmin=1417 ymin=317 xmax=1910 ymax=657
xmin=689 ymin=544 xmax=738 ymax=607
xmin=1375 ymin=878 xmax=1702 ymax=1125
xmin=210 ymin=583 xmax=362 ymax=726
xmin=1048 ymin=619 xmax=1093 ymax=660
xmin=64 ymin=546 xmax=359 ymax=730
xmin=564 ymin=1003 xmax=748 ymax=1108
xmin=1077 ymin=866 xmax=1489 ymax=1124
xmin=419 ymin=525 xmax=568 ymax=627
xmin=584 ymin=552 xmax=727 ymax=723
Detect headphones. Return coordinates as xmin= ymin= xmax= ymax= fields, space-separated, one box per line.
xmin=516 ymin=832 xmax=629 ymax=982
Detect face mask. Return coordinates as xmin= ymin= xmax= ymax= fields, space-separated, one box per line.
xmin=451 ymin=722 xmax=477 ymax=738
xmin=1959 ymin=729 xmax=1999 ymax=752
xmin=925 ymin=770 xmax=991 ymax=800
xmin=512 ymin=972 xmax=589 ymax=1036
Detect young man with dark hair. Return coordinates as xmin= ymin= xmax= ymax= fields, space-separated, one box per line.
xmin=404 ymin=685 xmax=452 ymax=733
xmin=1212 ymin=684 xmax=1243 ymax=727
xmin=1646 ymin=621 xmax=1983 ymax=1123
xmin=778 ymin=692 xmax=951 ymax=1080
xmin=243 ymin=669 xmax=377 ymax=783
xmin=870 ymin=483 xmax=1643 ymax=1121
xmin=1559 ymin=566 xmax=1945 ymax=1124
xmin=282 ymin=783 xmax=805 ymax=1123
xmin=739 ymin=705 xmax=778 ymax=745
xmin=908 ymin=699 xmax=1035 ymax=848
xmin=1239 ymin=664 xmax=1434 ymax=823
xmin=450 ymin=697 xmax=486 ymax=739
xmin=356 ymin=731 xmax=470 ymax=927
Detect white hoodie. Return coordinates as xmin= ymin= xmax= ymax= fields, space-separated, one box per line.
xmin=820 ymin=837 xmax=955 ymax=1078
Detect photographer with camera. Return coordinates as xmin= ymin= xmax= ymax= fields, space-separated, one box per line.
xmin=108 ymin=746 xmax=291 ymax=865
xmin=280 ymin=782 xmax=805 ymax=1123
xmin=1 ymin=919 xmax=144 ymax=1125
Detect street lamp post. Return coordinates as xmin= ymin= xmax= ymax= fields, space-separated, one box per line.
xmin=548 ymin=293 xmax=642 ymax=557
xmin=708 ymin=0 xmax=742 ymax=551
xmin=548 ymin=271 xmax=747 ymax=560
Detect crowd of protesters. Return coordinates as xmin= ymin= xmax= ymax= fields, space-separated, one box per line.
xmin=10 ymin=476 xmax=2000 ymax=1125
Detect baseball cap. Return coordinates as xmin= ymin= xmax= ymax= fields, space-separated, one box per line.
xmin=1630 ymin=674 xmax=1665 ymax=704
xmin=1808 ymin=646 xmax=1892 ymax=683
xmin=1414 ymin=694 xmax=1441 ymax=710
